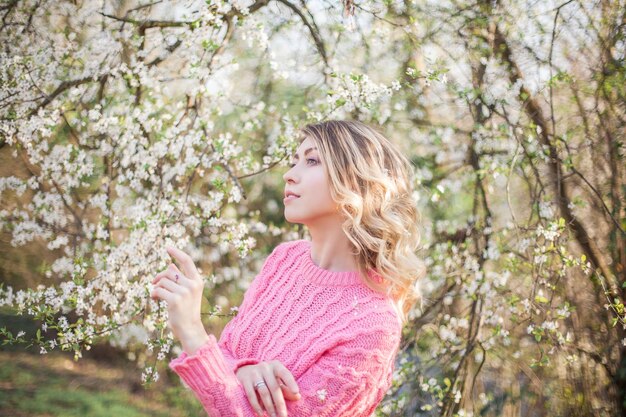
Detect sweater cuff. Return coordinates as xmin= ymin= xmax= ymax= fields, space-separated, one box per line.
xmin=219 ymin=340 xmax=260 ymax=374
xmin=232 ymin=358 xmax=260 ymax=374
xmin=169 ymin=336 xmax=215 ymax=367
xmin=168 ymin=334 xmax=234 ymax=392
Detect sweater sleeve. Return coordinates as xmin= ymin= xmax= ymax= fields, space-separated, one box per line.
xmin=169 ymin=323 xmax=401 ymax=417
xmin=285 ymin=325 xmax=401 ymax=417
xmin=220 ymin=346 xmax=260 ymax=375
xmin=169 ymin=333 xmax=263 ymax=417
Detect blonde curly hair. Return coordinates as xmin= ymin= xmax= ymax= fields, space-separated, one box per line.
xmin=297 ymin=120 xmax=427 ymax=326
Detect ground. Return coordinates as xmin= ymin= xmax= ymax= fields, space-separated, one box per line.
xmin=0 ymin=348 xmax=206 ymax=417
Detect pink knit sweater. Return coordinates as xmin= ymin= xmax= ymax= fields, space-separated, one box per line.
xmin=169 ymin=239 xmax=403 ymax=417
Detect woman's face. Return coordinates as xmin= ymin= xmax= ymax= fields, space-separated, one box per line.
xmin=282 ymin=137 xmax=338 ymax=225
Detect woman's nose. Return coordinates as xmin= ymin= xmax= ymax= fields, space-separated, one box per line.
xmin=283 ymin=166 xmax=297 ymax=183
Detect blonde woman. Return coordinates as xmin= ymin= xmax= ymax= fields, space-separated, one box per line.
xmin=151 ymin=120 xmax=427 ymax=417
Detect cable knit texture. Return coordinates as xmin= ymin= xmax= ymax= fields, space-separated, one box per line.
xmin=169 ymin=239 xmax=403 ymax=417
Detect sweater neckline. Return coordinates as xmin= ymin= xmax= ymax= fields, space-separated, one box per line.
xmin=299 ymin=240 xmax=365 ymax=286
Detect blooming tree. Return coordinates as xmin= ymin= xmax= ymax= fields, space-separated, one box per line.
xmin=369 ymin=1 xmax=625 ymax=416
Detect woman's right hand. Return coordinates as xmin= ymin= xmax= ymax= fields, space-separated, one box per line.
xmin=236 ymin=360 xmax=301 ymax=417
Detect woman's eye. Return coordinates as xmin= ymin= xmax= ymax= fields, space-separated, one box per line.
xmin=288 ymin=158 xmax=318 ymax=168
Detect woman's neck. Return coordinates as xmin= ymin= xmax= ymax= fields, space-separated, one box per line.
xmin=306 ymin=227 xmax=360 ymax=273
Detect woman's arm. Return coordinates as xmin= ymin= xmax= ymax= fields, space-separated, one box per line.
xmin=166 ymin=243 xmax=287 ymax=416
xmin=221 ymin=346 xmax=260 ymax=374
xmin=284 ymin=327 xmax=400 ymax=416
xmin=169 ymin=322 xmax=401 ymax=417
xmin=169 ymin=333 xmax=265 ymax=417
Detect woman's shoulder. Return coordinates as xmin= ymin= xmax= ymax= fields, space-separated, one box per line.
xmin=355 ymin=290 xmax=403 ymax=334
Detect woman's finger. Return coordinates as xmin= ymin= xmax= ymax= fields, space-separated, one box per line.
xmin=254 ymin=379 xmax=276 ymax=417
xmin=150 ymin=286 xmax=173 ymax=302
xmin=153 ymin=275 xmax=181 ymax=293
xmin=153 ymin=268 xmax=180 ymax=285
xmin=166 ymin=246 xmax=199 ymax=280
xmin=242 ymin=376 xmax=265 ymax=417
xmin=260 ymin=365 xmax=287 ymax=417
xmin=151 ymin=270 xmax=169 ymax=284
xmin=153 ymin=267 xmax=190 ymax=286
xmin=273 ymin=362 xmax=300 ymax=398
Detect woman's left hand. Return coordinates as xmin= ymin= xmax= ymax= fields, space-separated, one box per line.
xmin=236 ymin=361 xmax=301 ymax=417
xmin=150 ymin=246 xmax=207 ymax=349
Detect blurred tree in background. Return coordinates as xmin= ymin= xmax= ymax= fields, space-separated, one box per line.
xmin=0 ymin=0 xmax=624 ymax=416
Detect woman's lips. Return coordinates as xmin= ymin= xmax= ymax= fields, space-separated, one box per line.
xmin=283 ymin=195 xmax=300 ymax=202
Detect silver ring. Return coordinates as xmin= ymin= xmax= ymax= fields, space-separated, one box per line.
xmin=254 ymin=380 xmax=267 ymax=390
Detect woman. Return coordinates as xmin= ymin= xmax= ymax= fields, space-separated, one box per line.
xmin=150 ymin=120 xmax=426 ymax=417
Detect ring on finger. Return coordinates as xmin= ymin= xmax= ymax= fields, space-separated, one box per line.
xmin=254 ymin=380 xmax=267 ymax=390
xmin=175 ymin=274 xmax=179 ymax=283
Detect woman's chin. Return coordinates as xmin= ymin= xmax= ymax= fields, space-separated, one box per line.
xmin=283 ymin=211 xmax=306 ymax=225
